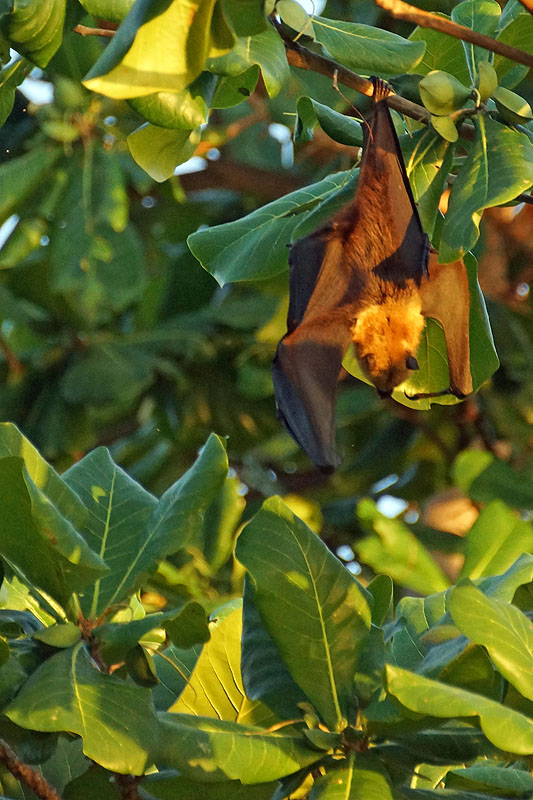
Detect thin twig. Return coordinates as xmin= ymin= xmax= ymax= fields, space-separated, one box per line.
xmin=74 ymin=23 xmax=115 ymax=37
xmin=374 ymin=0 xmax=533 ymax=68
xmin=0 ymin=739 xmax=61 ymax=800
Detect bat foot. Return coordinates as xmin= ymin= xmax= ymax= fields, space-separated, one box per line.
xmin=404 ymin=387 xmax=469 ymax=401
xmin=370 ymin=76 xmax=392 ymax=103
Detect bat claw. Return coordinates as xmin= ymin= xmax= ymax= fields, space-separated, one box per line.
xmin=404 ymin=387 xmax=469 ymax=401
xmin=370 ymin=76 xmax=392 ymax=103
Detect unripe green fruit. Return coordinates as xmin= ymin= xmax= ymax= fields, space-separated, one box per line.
xmin=419 ymin=70 xmax=471 ymax=115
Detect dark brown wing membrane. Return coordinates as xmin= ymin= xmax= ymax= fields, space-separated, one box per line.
xmin=273 ymin=235 xmax=354 ymax=472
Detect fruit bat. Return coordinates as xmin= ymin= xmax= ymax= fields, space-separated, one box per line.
xmin=272 ymin=78 xmax=472 ymax=472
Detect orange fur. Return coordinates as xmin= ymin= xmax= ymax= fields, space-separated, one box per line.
xmin=351 ymin=294 xmax=425 ymax=392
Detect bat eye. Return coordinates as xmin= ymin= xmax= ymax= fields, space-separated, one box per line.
xmin=405 ymin=355 xmax=419 ymax=371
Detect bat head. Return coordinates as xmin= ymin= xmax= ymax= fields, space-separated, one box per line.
xmin=351 ymin=295 xmax=425 ymax=394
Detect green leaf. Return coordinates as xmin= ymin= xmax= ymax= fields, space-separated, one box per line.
xmin=399 ymin=788 xmax=513 ymax=799
xmin=313 ymin=17 xmax=425 ymax=75
xmin=64 ymin=764 xmax=121 ymax=800
xmin=2 ymin=0 xmax=66 ymax=67
xmin=211 ymin=65 xmax=259 ymax=108
xmin=449 ymin=582 xmax=533 ymax=701
xmin=355 ymin=499 xmax=450 ymax=595
xmin=235 ymin=497 xmax=372 ymax=731
xmin=295 ymin=96 xmax=363 ymax=147
xmin=102 ymin=433 xmax=227 ymax=608
xmin=477 ymin=61 xmax=498 ymax=101
xmin=33 ymin=622 xmax=81 ymax=648
xmin=94 ymin=602 xmax=208 ymax=664
xmin=93 ymin=150 xmax=129 ymax=233
xmin=277 ymin=0 xmax=314 ymax=37
xmin=0 ymin=716 xmax=57 ymax=767
xmin=409 ymin=24 xmax=471 ymax=85
xmin=206 ymin=25 xmax=289 ymax=98
xmin=78 ymin=0 xmax=134 ymax=23
xmin=446 ymin=764 xmax=533 ymax=796
xmin=199 ymin=473 xmax=245 ymax=571
xmin=48 ymin=161 xmax=146 ymax=323
xmin=156 ymin=713 xmax=320 ymax=783
xmin=419 ymin=70 xmax=471 ymax=115
xmin=0 ymin=147 xmax=60 ymax=225
xmin=187 ymin=169 xmax=356 ymax=285
xmin=142 ymin=771 xmax=276 ymax=800
xmin=61 ymin=345 xmax=155 ymax=405
xmin=430 ymin=114 xmax=459 ymax=143
xmin=0 ymin=57 xmax=30 ymax=127
xmin=451 ymin=0 xmax=501 ymax=79
xmin=494 ymin=12 xmax=533 ymax=89
xmin=0 ymin=218 xmax=47 ymax=270
xmin=309 ymin=753 xmax=393 ymax=799
xmin=222 ymin=0 xmax=267 ymax=36
xmin=208 ymin=0 xmax=236 ymax=56
xmin=478 ymin=554 xmax=533 ymax=603
xmin=367 ymin=574 xmax=393 ymax=627
xmin=169 ymin=602 xmax=274 ymax=727
xmin=386 ymin=664 xmax=533 ymax=754
xmin=127 ymin=124 xmax=201 ymax=182
xmin=5 ymin=642 xmax=159 ymax=774
xmin=493 ymin=86 xmax=533 ymax=125
xmin=84 ymin=0 xmax=220 ymax=98
xmin=439 ymin=116 xmax=533 ymax=263
xmin=403 ymin=128 xmax=455 ymax=237
xmin=453 ymin=450 xmax=533 ymax=509
xmin=0 ymin=456 xmax=107 ymax=606
xmin=241 ymin=577 xmax=308 ymax=721
xmin=62 ymin=447 xmax=157 ymax=618
xmin=460 ymin=500 xmax=533 ymax=580
xmin=380 ymin=727 xmax=497 ymax=766
xmin=129 ymin=72 xmax=218 ymax=129
xmin=163 ymin=601 xmax=211 ymax=650
xmin=126 ymin=643 xmax=159 ymax=687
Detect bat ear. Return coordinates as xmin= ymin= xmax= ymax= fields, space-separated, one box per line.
xmin=405 ymin=355 xmax=419 ymax=371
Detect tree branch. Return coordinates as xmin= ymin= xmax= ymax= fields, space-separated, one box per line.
xmin=0 ymin=739 xmax=61 ymax=800
xmin=374 ymin=0 xmax=533 ymax=69
xmin=282 ymin=35 xmax=430 ymax=122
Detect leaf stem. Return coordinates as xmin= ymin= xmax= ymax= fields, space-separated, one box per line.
xmin=74 ymin=24 xmax=115 ymax=37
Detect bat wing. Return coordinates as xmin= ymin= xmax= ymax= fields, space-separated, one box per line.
xmin=421 ymin=255 xmax=473 ymax=397
xmin=273 ymin=234 xmax=356 ymax=472
xmin=285 ymin=229 xmax=329 ymax=330
xmin=272 ymin=315 xmax=351 ymax=472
